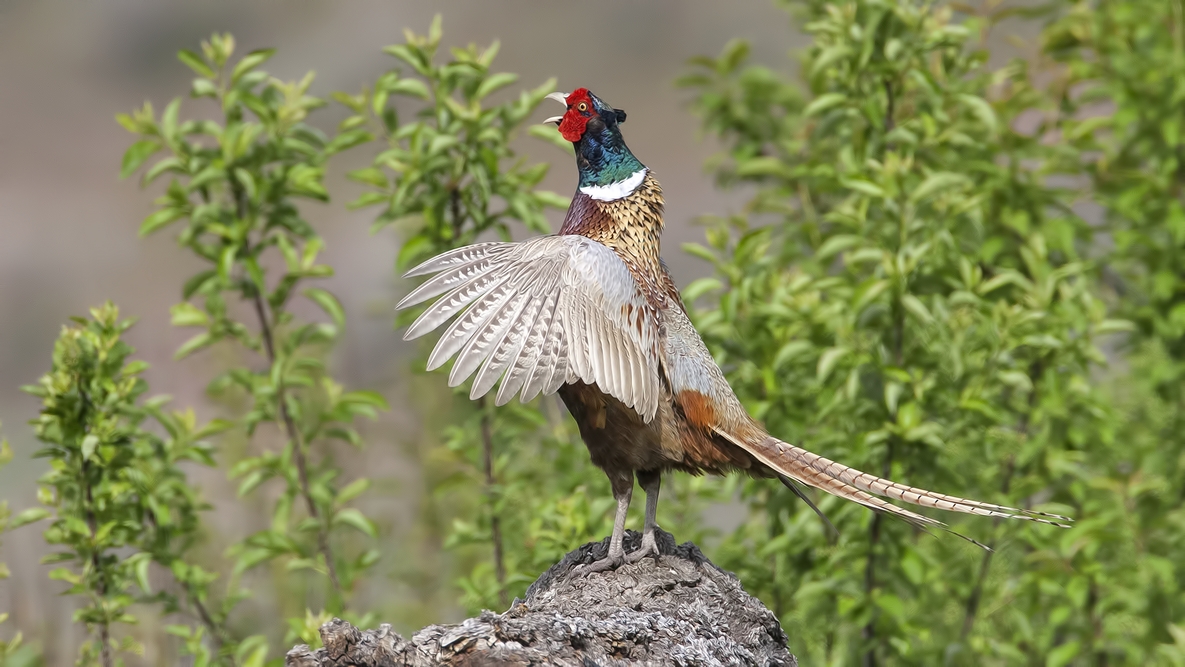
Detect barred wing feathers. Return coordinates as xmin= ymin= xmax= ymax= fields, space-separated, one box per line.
xmin=397 ymin=236 xmax=663 ymax=421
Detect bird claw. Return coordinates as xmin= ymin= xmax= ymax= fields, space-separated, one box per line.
xmin=624 ymin=537 xmax=660 ymax=564
xmin=565 ymin=552 xmax=625 ymax=582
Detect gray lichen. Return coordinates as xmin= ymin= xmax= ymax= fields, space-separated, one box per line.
xmin=286 ymin=530 xmax=796 ymax=666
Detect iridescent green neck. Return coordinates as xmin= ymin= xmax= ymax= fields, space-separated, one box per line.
xmin=576 ymin=122 xmax=645 ymax=189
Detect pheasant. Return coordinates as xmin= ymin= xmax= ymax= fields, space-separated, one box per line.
xmin=397 ymin=88 xmax=1069 ymax=572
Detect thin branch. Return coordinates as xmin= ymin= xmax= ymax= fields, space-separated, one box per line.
xmin=960 ymin=456 xmax=1012 ymax=640
xmin=861 ymin=439 xmax=894 ymax=667
xmin=251 ymin=283 xmax=342 ymax=600
xmin=77 ymin=386 xmax=114 ymax=667
xmin=865 ymin=248 xmax=905 ymax=666
xmin=188 ymin=587 xmax=235 ymax=666
xmin=962 ymin=359 xmax=1044 ymax=639
xmin=233 ymin=177 xmax=343 ymax=602
xmin=479 ymin=397 xmax=507 ymax=608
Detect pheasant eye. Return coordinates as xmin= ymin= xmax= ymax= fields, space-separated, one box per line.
xmin=577 ymin=101 xmax=588 ymax=112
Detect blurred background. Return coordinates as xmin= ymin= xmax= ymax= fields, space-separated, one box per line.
xmin=3 ymin=0 xmax=1155 ymax=665
xmin=0 ymin=1 xmax=805 ymax=662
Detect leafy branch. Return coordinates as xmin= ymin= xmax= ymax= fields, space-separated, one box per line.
xmin=118 ymin=33 xmax=387 ymax=651
xmin=21 ymin=304 xmax=237 ymax=666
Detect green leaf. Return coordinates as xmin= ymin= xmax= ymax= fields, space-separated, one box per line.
xmin=120 ymin=140 xmax=161 ymax=179
xmin=143 ymin=156 xmax=185 ymax=184
xmin=177 ymin=49 xmax=215 ymax=78
xmin=528 ymin=124 xmax=575 ymax=155
xmin=957 ymin=93 xmax=997 ymax=135
xmin=737 ymin=157 xmax=790 ymax=178
xmin=304 ymin=288 xmax=345 ymax=329
xmin=388 ymin=78 xmax=430 ymax=99
xmin=170 ymin=302 xmax=209 ymax=328
xmin=1095 ymin=319 xmax=1136 ymax=334
xmin=237 ymin=470 xmax=266 ymax=497
xmin=81 ymin=434 xmax=99 ymax=461
xmin=817 ymin=347 xmax=849 ymax=382
xmin=9 ymin=508 xmax=51 ymax=529
xmin=161 ymin=98 xmax=181 ymax=143
xmin=191 ymin=77 xmax=218 ymax=98
xmin=803 ymin=93 xmax=847 ymax=117
xmin=900 ymin=294 xmax=933 ymax=322
xmin=475 ymin=72 xmax=518 ymax=100
xmin=140 ymin=208 xmax=186 ymax=236
xmin=333 ymin=508 xmax=378 ymax=538
xmin=336 ymin=478 xmax=370 ymax=506
xmin=817 ymin=234 xmax=863 ymax=260
xmin=348 ymin=167 xmax=388 ymax=188
xmin=978 ymin=270 xmax=1032 ymax=295
xmin=909 ymin=172 xmax=969 ymax=204
xmin=341 ymin=390 xmax=389 ymax=409
xmin=174 ymin=332 xmax=214 ymax=360
xmin=135 ymin=556 xmax=151 ymax=594
xmin=231 ymin=49 xmax=275 ymax=84
xmin=1046 ymin=640 xmax=1080 ymax=667
xmin=397 ymin=235 xmax=433 ymax=271
xmin=840 ymin=178 xmax=885 ymax=198
xmin=682 ymin=278 xmax=723 ymax=303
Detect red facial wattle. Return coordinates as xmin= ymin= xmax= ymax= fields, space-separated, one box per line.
xmin=558 ymin=88 xmax=594 ymax=142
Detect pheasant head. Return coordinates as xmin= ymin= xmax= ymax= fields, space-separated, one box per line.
xmin=545 ymin=88 xmax=646 ymax=198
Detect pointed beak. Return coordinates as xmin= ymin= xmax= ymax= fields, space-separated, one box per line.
xmin=542 ymin=91 xmax=567 ymax=125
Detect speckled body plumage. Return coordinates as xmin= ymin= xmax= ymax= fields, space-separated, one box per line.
xmin=398 ymin=88 xmax=1070 ymax=571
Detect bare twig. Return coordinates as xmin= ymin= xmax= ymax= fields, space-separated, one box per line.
xmin=251 ymin=282 xmax=342 ymax=600
xmin=479 ymin=397 xmax=507 ymax=607
xmin=233 ymin=176 xmax=342 ymax=602
xmin=962 ymin=360 xmax=1044 ymax=639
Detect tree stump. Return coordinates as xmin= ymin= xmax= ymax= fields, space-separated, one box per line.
xmin=286 ymin=529 xmax=796 ymax=666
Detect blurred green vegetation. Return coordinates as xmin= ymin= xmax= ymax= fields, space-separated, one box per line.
xmin=1 ymin=3 xmax=1185 ymax=665
xmin=680 ymin=0 xmax=1185 ymax=664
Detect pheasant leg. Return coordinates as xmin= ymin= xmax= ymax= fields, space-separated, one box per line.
xmin=626 ymin=469 xmax=661 ymax=563
xmin=577 ymin=471 xmax=634 ymax=575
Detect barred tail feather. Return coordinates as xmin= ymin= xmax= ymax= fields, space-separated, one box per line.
xmin=715 ymin=428 xmax=1070 ymax=548
xmin=777 ymin=437 xmax=1069 ymax=526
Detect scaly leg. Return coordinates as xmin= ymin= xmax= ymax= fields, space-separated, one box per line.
xmin=578 ymin=470 xmax=634 ymax=574
xmin=626 ymin=469 xmax=661 ymax=564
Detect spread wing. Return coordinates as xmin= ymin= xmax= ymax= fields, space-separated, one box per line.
xmin=397 ymin=236 xmax=664 ymax=421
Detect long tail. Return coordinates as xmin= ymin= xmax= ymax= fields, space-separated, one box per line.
xmin=715 ymin=428 xmax=1071 ymax=549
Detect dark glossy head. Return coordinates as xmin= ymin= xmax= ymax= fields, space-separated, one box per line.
xmin=545 ymin=88 xmax=643 ymax=189
xmin=552 ymin=88 xmax=627 ymax=142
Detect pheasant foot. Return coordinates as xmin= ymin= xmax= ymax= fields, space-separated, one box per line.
xmin=567 ymin=471 xmax=633 ymax=581
xmin=624 ymin=531 xmax=660 ymax=564
xmin=625 ymin=470 xmax=662 ymax=564
xmin=571 ymin=551 xmax=626 ymax=578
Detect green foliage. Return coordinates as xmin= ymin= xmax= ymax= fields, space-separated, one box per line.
xmin=336 ymin=15 xmax=568 ymax=265
xmin=4 ymin=6 xmax=1184 ymax=666
xmin=678 ymin=0 xmax=1167 ymax=664
xmin=118 ymin=33 xmax=386 ymax=658
xmin=20 ymin=304 xmax=231 ymax=667
xmin=1043 ymin=0 xmax=1185 ymax=383
xmin=1041 ymin=1 xmax=1185 ymax=664
xmin=0 ymin=423 xmax=24 ymax=664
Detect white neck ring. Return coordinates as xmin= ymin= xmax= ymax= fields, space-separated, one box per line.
xmin=579 ymin=168 xmax=648 ymax=202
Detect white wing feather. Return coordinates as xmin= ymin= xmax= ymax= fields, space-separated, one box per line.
xmin=398 ymin=236 xmax=663 ymax=422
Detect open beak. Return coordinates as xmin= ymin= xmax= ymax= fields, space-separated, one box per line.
xmin=543 ymin=91 xmax=568 ymax=125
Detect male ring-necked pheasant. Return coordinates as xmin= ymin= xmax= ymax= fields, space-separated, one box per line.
xmin=398 ymin=88 xmax=1069 ymax=572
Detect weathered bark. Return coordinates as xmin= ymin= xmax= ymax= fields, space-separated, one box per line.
xmin=286 ymin=529 xmax=796 ymax=666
